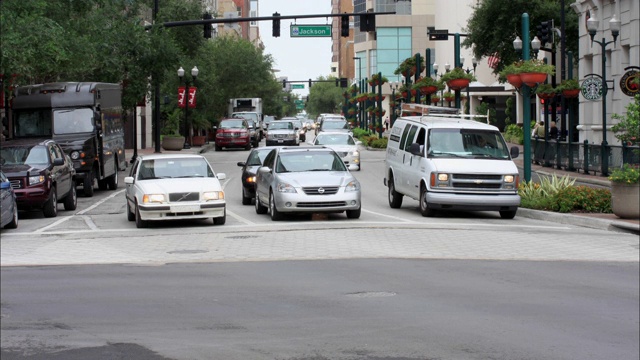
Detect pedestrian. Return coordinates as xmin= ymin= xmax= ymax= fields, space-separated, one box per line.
xmin=549 ymin=121 xmax=559 ymax=140
xmin=384 ymin=116 xmax=390 ymax=130
xmin=536 ymin=120 xmax=545 ymax=138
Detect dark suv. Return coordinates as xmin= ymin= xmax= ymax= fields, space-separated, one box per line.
xmin=0 ymin=138 xmax=77 ymax=217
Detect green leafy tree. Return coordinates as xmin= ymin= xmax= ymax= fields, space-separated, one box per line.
xmin=462 ymin=0 xmax=579 ymax=76
xmin=306 ymin=76 xmax=344 ymax=115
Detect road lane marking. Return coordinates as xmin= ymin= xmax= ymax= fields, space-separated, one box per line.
xmin=34 ymin=189 xmax=126 ymax=233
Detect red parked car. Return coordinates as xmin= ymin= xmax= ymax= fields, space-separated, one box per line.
xmin=215 ymin=118 xmax=251 ymax=151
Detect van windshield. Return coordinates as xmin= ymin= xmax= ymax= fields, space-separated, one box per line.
xmin=428 ymin=129 xmax=510 ymax=159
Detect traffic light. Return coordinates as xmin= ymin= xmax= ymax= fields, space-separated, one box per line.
xmin=309 ymin=79 xmax=312 ymax=88
xmin=203 ymin=13 xmax=212 ymax=38
xmin=359 ymin=13 xmax=375 ymax=32
xmin=537 ymin=20 xmax=551 ymax=44
xmin=340 ymin=78 xmax=348 ymax=88
xmin=282 ymin=79 xmax=286 ymax=89
xmin=340 ymin=14 xmax=349 ymax=37
xmin=272 ymin=12 xmax=280 ymax=37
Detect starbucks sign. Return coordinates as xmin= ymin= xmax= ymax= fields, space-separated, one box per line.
xmin=581 ymin=76 xmax=604 ymax=101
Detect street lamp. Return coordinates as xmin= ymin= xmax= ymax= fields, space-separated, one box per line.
xmin=177 ymin=66 xmax=199 ymax=149
xmin=461 ymin=57 xmax=478 ymax=114
xmin=587 ymin=14 xmax=620 ymax=177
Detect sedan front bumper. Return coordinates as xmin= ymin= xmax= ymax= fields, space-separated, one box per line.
xmin=138 ymin=201 xmax=226 ymax=220
xmin=272 ymin=190 xmax=360 ymax=213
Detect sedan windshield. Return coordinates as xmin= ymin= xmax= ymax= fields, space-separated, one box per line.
xmin=275 ymin=152 xmax=346 ymax=173
xmin=138 ymin=158 xmax=214 ymax=180
xmin=322 ymin=121 xmax=349 ymax=130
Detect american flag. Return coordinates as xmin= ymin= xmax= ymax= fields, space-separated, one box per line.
xmin=487 ymin=53 xmax=500 ymax=69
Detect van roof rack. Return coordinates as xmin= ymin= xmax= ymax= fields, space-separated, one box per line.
xmin=400 ymin=103 xmax=490 ymax=124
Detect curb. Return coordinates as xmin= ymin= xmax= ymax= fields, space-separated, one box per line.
xmin=516 ymin=207 xmax=640 ymax=235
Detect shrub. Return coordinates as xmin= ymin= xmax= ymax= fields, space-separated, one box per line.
xmin=554 ymin=186 xmax=612 ymax=213
xmin=369 ymin=137 xmax=388 ymax=149
xmin=503 ymin=124 xmax=523 ymax=145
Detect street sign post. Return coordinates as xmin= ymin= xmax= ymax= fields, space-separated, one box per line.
xmin=290 ymin=25 xmax=332 ymax=37
xmin=292 ymin=84 xmax=305 ymax=89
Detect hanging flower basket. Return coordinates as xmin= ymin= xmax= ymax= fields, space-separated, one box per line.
xmin=401 ymin=91 xmax=408 ymax=98
xmin=410 ymin=89 xmax=417 ymax=96
xmin=444 ymin=97 xmax=455 ymax=102
xmin=431 ymin=97 xmax=440 ymax=104
xmin=520 ymin=72 xmax=549 ymax=87
xmin=562 ymin=89 xmax=581 ymax=98
xmin=506 ymin=74 xmax=523 ymax=89
xmin=420 ymin=85 xmax=438 ymax=95
xmin=447 ymin=78 xmax=470 ymax=90
xmin=537 ymin=92 xmax=555 ymax=100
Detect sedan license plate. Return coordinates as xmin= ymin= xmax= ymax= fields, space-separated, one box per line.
xmin=277 ymin=139 xmax=284 ymax=143
xmin=171 ymin=204 xmax=200 ymax=213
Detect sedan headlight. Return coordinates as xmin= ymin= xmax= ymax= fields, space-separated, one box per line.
xmin=203 ymin=191 xmax=224 ymax=201
xmin=351 ymin=150 xmax=360 ymax=157
xmin=276 ymin=182 xmax=296 ymax=193
xmin=142 ymin=194 xmax=165 ymax=203
xmin=345 ymin=180 xmax=360 ymax=192
xmin=29 ymin=175 xmax=46 ymax=186
xmin=246 ymin=176 xmax=256 ymax=183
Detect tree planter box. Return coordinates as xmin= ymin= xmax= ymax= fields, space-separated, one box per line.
xmin=161 ymin=136 xmax=185 ymax=151
xmin=611 ymin=182 xmax=640 ymax=219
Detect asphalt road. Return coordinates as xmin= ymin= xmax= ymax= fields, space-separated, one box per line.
xmin=1 ymin=136 xmax=638 ymax=360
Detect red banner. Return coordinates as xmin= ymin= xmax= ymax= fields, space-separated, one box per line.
xmin=178 ymin=86 xmax=186 ymax=108
xmin=188 ymin=87 xmax=197 ymax=108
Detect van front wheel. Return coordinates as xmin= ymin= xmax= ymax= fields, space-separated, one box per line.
xmin=419 ymin=186 xmax=436 ymax=217
xmin=500 ymin=209 xmax=517 ymax=219
xmin=388 ymin=179 xmax=403 ymax=208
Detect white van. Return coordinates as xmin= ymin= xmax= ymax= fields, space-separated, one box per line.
xmin=384 ymin=105 xmax=521 ymax=219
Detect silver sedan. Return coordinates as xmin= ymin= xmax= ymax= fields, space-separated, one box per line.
xmin=311 ymin=132 xmax=362 ymax=170
xmin=254 ymin=147 xmax=361 ymax=221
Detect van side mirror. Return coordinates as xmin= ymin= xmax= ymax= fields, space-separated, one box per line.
xmin=409 ymin=143 xmax=422 ymax=156
xmin=510 ymin=146 xmax=520 ymax=159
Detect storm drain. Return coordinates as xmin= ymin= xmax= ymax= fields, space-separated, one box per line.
xmin=345 ymin=291 xmax=396 ymax=298
xmin=167 ymin=249 xmax=209 ymax=254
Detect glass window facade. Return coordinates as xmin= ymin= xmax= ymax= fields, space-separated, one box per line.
xmin=376 ymin=27 xmax=412 ymax=83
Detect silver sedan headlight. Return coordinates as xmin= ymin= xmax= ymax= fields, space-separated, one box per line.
xmin=142 ymin=194 xmax=166 ymax=203
xmin=345 ymin=180 xmax=360 ymax=192
xmin=276 ymin=182 xmax=297 ymax=193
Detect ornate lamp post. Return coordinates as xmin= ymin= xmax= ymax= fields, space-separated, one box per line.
xmin=177 ymin=66 xmax=199 ymax=149
xmin=587 ymin=14 xmax=621 ymax=177
xmin=461 ymin=57 xmax=478 ymax=114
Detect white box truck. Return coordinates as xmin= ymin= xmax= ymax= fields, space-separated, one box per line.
xmin=229 ymin=98 xmax=264 ymax=139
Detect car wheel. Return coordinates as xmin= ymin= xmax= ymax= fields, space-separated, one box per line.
xmin=213 ymin=209 xmax=226 ymax=225
xmin=346 ymin=207 xmax=361 ymax=219
xmin=107 ymin=160 xmax=118 ymax=190
xmin=241 ymin=188 xmax=252 ymax=205
xmin=5 ymin=205 xmax=18 ymax=229
xmin=255 ymin=193 xmax=268 ymax=214
xmin=500 ymin=209 xmax=517 ymax=219
xmin=84 ymin=169 xmax=95 ymax=197
xmin=419 ymin=185 xmax=436 ymax=217
xmin=43 ymin=186 xmax=58 ymax=218
xmin=388 ymin=178 xmax=403 ymax=208
xmin=126 ymin=200 xmax=135 ymax=221
xmin=63 ymin=184 xmax=77 ymax=211
xmin=269 ymin=192 xmax=283 ymax=221
xmin=215 ymin=144 xmax=222 ymax=151
xmin=135 ymin=202 xmax=148 ymax=228
xmin=98 ymin=178 xmax=108 ymax=190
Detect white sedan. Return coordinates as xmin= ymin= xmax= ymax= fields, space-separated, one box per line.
xmin=310 ymin=132 xmax=362 ymax=170
xmin=125 ymin=154 xmax=226 ymax=228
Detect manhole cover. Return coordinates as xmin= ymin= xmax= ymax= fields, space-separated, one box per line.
xmin=345 ymin=291 xmax=396 ymax=298
xmin=167 ymin=249 xmax=208 ymax=254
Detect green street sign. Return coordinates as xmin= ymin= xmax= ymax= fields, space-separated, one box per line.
xmin=294 ymin=99 xmax=304 ymax=104
xmin=292 ymin=84 xmax=305 ymax=89
xmin=290 ymin=25 xmax=332 ymax=38
xmin=296 ymin=103 xmax=304 ymax=109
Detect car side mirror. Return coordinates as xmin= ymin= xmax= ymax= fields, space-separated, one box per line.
xmin=510 ymin=146 xmax=520 ymax=159
xmin=348 ymin=164 xmax=359 ymax=171
xmin=258 ymin=166 xmax=271 ymax=174
xmin=216 ymin=173 xmax=226 ymax=180
xmin=124 ymin=176 xmax=134 ymax=184
xmin=53 ymin=158 xmax=65 ymax=166
xmin=237 ymin=161 xmax=246 ymax=167
xmin=1 ymin=181 xmax=11 ymax=190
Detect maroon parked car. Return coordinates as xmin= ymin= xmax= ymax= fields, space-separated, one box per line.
xmin=215 ymin=118 xmax=251 ymax=151
xmin=0 ymin=138 xmax=77 ymax=217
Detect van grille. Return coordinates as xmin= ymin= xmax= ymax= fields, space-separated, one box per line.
xmin=451 ymin=174 xmax=504 ymax=190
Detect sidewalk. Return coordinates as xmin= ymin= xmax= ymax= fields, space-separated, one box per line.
xmin=508 ymin=143 xmax=639 ymax=235
xmin=129 ymin=143 xmax=640 ymax=235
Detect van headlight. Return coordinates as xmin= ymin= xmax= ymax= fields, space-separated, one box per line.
xmin=430 ymin=173 xmax=450 ymax=187
xmin=503 ymin=175 xmax=518 ymax=190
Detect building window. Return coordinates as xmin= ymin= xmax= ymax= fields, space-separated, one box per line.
xmin=376 ymin=27 xmax=412 ymax=83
